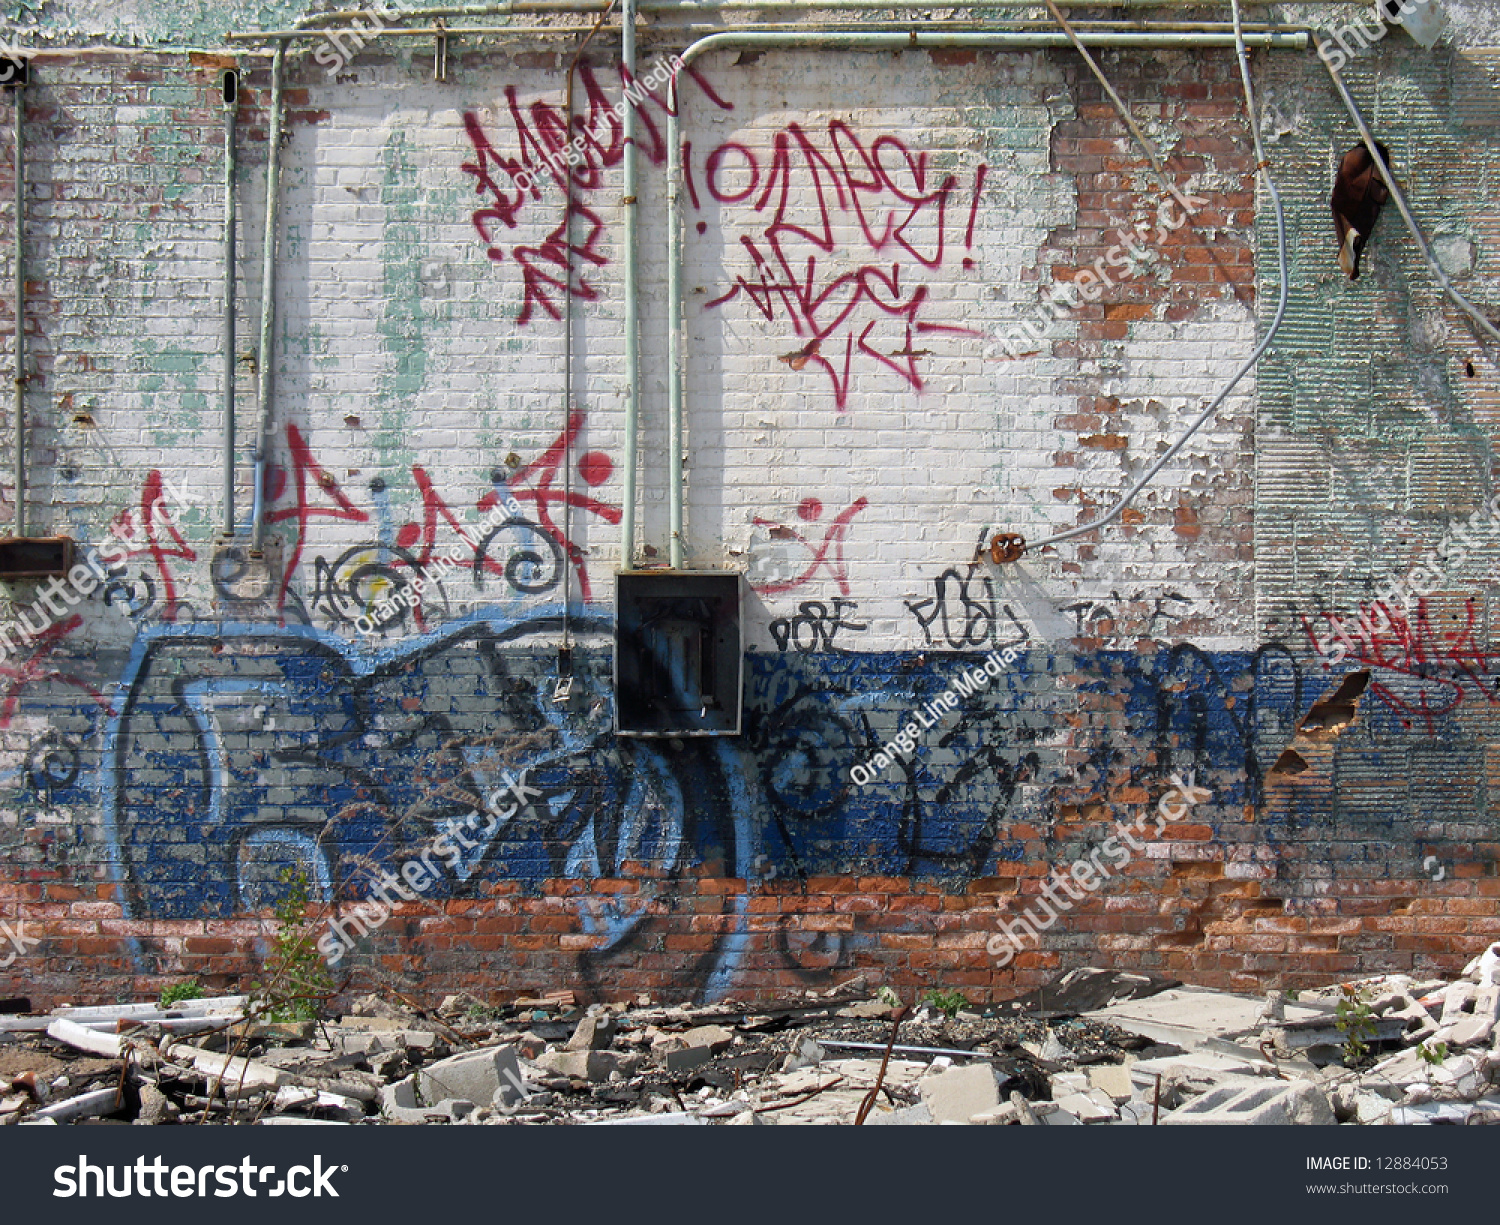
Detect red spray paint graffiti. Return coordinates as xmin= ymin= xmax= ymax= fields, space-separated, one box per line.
xmin=110 ymin=470 xmax=198 ymax=620
xmin=1303 ymin=597 xmax=1500 ymax=732
xmin=752 ymin=495 xmax=869 ymax=597
xmin=494 ymin=408 xmax=621 ymax=603
xmin=460 ymin=63 xmax=732 ymax=326
xmin=264 ymin=424 xmax=371 ymax=614
xmin=691 ymin=122 xmax=986 ymax=408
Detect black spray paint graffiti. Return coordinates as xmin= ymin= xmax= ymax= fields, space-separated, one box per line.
xmin=905 ymin=566 xmax=1030 ymax=652
xmin=769 ymin=599 xmax=868 ymax=653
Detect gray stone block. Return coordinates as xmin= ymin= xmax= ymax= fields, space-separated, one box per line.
xmin=418 ymin=1045 xmax=522 ymax=1105
xmin=1162 ymin=1080 xmax=1336 ymax=1125
xmin=920 ymin=1063 xmax=1001 ymax=1124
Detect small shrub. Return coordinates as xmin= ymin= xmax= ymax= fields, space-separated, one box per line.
xmin=249 ymin=867 xmax=334 ymax=1023
xmin=157 ymin=980 xmax=201 ymax=1010
xmin=923 ymin=989 xmax=968 ymax=1019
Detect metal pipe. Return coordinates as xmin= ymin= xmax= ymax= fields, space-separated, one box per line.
xmin=298 ymin=0 xmax=1330 ymax=18
xmin=232 ymin=16 xmax=1302 ymax=42
xmin=1322 ymin=58 xmax=1500 ymax=350
xmin=221 ymin=68 xmax=239 ymax=536
xmin=226 ymin=25 xmax=586 ymax=42
xmin=620 ymin=0 xmax=640 ymax=570
xmin=1018 ymin=0 xmax=1291 ymax=553
xmin=666 ymin=59 xmax=685 ymax=568
xmin=11 ymin=79 xmax=23 ymax=538
xmin=663 ymin=27 xmax=1305 ymax=568
xmin=250 ymin=42 xmax=286 ymax=554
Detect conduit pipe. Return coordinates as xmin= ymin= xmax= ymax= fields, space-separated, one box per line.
xmin=620 ymin=0 xmax=640 ymax=569
xmin=249 ymin=42 xmax=286 ymax=554
xmin=291 ymin=0 xmax=1332 ymax=19
xmin=1018 ymin=0 xmax=1291 ymax=553
xmin=663 ymin=27 xmax=1305 ymax=568
xmin=11 ymin=78 xmax=24 ymax=538
xmin=1322 ymin=59 xmax=1500 ymax=350
xmin=221 ymin=68 xmax=239 ymax=537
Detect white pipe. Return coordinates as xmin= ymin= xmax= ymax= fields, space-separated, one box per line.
xmin=620 ymin=0 xmax=640 ymax=570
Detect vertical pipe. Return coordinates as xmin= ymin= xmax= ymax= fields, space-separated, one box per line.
xmin=619 ymin=0 xmax=638 ymax=571
xmin=221 ymin=69 xmax=239 ymax=536
xmin=250 ymin=42 xmax=286 ymax=554
xmin=665 ymin=53 xmax=683 ymax=569
xmin=11 ymin=80 xmax=24 ymax=539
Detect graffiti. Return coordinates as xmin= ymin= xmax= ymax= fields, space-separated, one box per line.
xmin=91 ymin=613 xmax=754 ymax=999
xmin=460 ymin=63 xmax=732 ymax=326
xmin=263 ymin=423 xmax=370 ymax=616
xmin=751 ymin=496 xmax=868 ymax=597
xmin=1302 ymin=597 xmax=1500 ymax=732
xmin=906 ymin=566 xmax=1030 ymax=651
xmin=1120 ymin=642 xmax=1303 ymax=811
xmin=1058 ymin=590 xmax=1195 ymax=639
xmin=769 ymin=599 xmax=867 ymax=653
xmin=500 ymin=408 xmax=620 ymax=603
xmin=692 ymin=120 xmax=986 ymax=408
xmin=106 ymin=469 xmax=199 ymax=623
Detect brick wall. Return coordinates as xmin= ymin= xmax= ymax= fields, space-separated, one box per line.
xmin=1 ymin=25 xmax=1498 ymax=1007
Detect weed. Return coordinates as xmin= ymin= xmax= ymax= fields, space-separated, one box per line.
xmin=1334 ymin=985 xmax=1377 ymax=1065
xmin=157 ymin=979 xmax=201 ymax=1010
xmin=922 ymin=989 xmax=968 ymax=1019
xmin=1416 ymin=1040 xmax=1448 ymax=1067
xmin=248 ymin=867 xmax=334 ymax=1023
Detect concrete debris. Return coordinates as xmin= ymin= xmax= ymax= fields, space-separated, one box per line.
xmin=920 ymin=1062 xmax=1002 ymax=1123
xmin=1162 ymin=1080 xmax=1336 ymax=1126
xmin=7 ymin=949 xmax=1500 ymax=1125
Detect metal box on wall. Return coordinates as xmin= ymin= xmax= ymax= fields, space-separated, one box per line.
xmin=614 ymin=570 xmax=744 ymax=736
xmin=0 ymin=536 xmax=73 ymax=580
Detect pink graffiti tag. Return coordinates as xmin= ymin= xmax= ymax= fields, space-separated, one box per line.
xmin=460 ymin=63 xmax=732 ymax=326
xmin=691 ymin=122 xmax=986 ymax=408
xmin=1303 ymin=597 xmax=1500 ymax=733
xmin=752 ymin=496 xmax=869 ymax=596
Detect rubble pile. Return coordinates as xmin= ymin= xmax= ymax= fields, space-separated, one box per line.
xmin=4 ymin=945 xmax=1499 ymax=1126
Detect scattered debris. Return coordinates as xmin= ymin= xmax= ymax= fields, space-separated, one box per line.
xmin=4 ymin=946 xmax=1499 ymax=1125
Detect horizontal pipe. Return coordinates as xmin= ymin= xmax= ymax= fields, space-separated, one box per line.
xmin=310 ymin=0 xmax=1343 ymax=17
xmin=226 ymin=24 xmax=589 ymax=41
xmin=235 ymin=16 xmax=1303 ymax=41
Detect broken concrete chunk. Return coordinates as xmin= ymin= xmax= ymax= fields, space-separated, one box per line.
xmin=1162 ymin=1080 xmax=1335 ymax=1126
xmin=776 ymin=1035 xmax=825 ymax=1074
xmin=1053 ymin=1089 xmax=1118 ymax=1123
xmin=865 ymin=1102 xmax=934 ymax=1125
xmin=1086 ymin=1061 xmax=1136 ymax=1102
xmin=420 ymin=1045 xmax=523 ymax=1105
xmin=535 ymin=1049 xmax=624 ymax=1082
xmin=920 ymin=1062 xmax=1001 ymax=1124
xmin=1462 ymin=942 xmax=1500 ymax=984
xmin=1049 ymin=1071 xmax=1089 ymax=1097
xmin=566 ymin=1012 xmax=618 ymax=1052
xmin=32 ymin=1087 xmax=123 ymax=1123
xmin=1031 ymin=1101 xmax=1081 ymax=1125
xmin=587 ymin=1111 xmax=706 ymax=1126
xmin=1448 ymin=980 xmax=1500 ymax=1047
